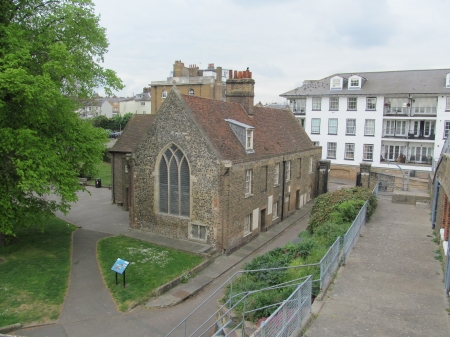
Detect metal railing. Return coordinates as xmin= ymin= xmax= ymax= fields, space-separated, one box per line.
xmin=342 ymin=202 xmax=368 ymax=265
xmin=410 ymin=106 xmax=437 ymax=115
xmin=251 ymin=276 xmax=312 ymax=337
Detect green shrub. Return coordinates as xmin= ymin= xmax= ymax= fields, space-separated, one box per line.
xmin=312 ymin=222 xmax=348 ymax=247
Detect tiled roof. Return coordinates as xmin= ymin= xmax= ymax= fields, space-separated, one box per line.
xmin=109 ymin=114 xmax=156 ymax=153
xmin=181 ymin=94 xmax=314 ymax=161
xmin=280 ymin=69 xmax=450 ymax=97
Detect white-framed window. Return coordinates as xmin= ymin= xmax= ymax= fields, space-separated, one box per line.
xmin=366 ymin=97 xmax=377 ymax=110
xmin=347 ymin=97 xmax=357 ymax=110
xmin=327 ymin=142 xmax=337 ymax=159
xmin=444 ymin=121 xmax=450 ymax=139
xmin=159 ymin=145 xmax=190 ymax=217
xmin=329 ymin=97 xmax=339 ymax=110
xmin=309 ymin=156 xmax=313 ymax=173
xmin=244 ymin=214 xmax=251 ymax=235
xmin=409 ymin=146 xmax=433 ymax=162
xmin=274 ymin=163 xmax=280 ymax=185
xmin=312 ymin=97 xmax=321 ymax=110
xmin=313 ymin=141 xmax=320 ymax=146
xmin=286 ymin=160 xmax=291 ymax=181
xmin=346 ymin=119 xmax=356 ymax=135
xmin=245 ymin=169 xmax=252 ymax=195
xmin=246 ymin=129 xmax=253 ymax=150
xmin=446 ymin=97 xmax=450 ymax=111
xmin=189 ymin=88 xmax=194 ymax=96
xmin=328 ymin=118 xmax=338 ymax=135
xmin=345 ymin=143 xmax=355 ymax=160
xmin=162 ymin=90 xmax=167 ymax=98
xmin=364 ymin=119 xmax=375 ymax=136
xmin=191 ymin=224 xmax=207 ymax=241
xmin=140 ymin=102 xmax=145 ymax=106
xmin=349 ymin=77 xmax=361 ymax=89
xmin=311 ymin=118 xmax=321 ymax=134
xmin=296 ymin=98 xmax=306 ymax=113
xmin=330 ymin=77 xmax=342 ymax=89
xmin=446 ymin=73 xmax=450 ymax=88
xmin=363 ymin=144 xmax=374 ymax=161
xmin=383 ymin=145 xmax=404 ymax=161
xmin=272 ymin=201 xmax=278 ymax=220
xmin=296 ymin=117 xmax=305 ymax=128
xmin=414 ymin=121 xmax=435 ymax=137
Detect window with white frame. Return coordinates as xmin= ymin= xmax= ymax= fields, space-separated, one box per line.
xmin=346 ymin=119 xmax=356 ymax=135
xmin=272 ymin=201 xmax=278 ymax=220
xmin=296 ymin=117 xmax=305 ymax=128
xmin=191 ymin=224 xmax=206 ymax=240
xmin=286 ymin=160 xmax=291 ymax=181
xmin=364 ymin=119 xmax=375 ymax=136
xmin=274 ymin=163 xmax=280 ymax=185
xmin=363 ymin=144 xmax=373 ymax=161
xmin=347 ymin=97 xmax=357 ymax=110
xmin=383 ymin=145 xmax=404 ymax=161
xmin=349 ymin=77 xmax=360 ymax=88
xmin=345 ymin=143 xmax=355 ymax=160
xmin=331 ymin=77 xmax=342 ymax=89
xmin=329 ymin=97 xmax=339 ymax=110
xmin=245 ymin=169 xmax=252 ymax=195
xmin=244 ymin=214 xmax=251 ymax=235
xmin=189 ymin=89 xmax=194 ymax=96
xmin=297 ymin=98 xmax=306 ymax=112
xmin=140 ymin=102 xmax=145 ymax=106
xmin=311 ymin=118 xmax=321 ymax=134
xmin=312 ymin=97 xmax=321 ymax=110
xmin=328 ymin=118 xmax=338 ymax=135
xmin=162 ymin=90 xmax=167 ymax=98
xmin=447 ymin=97 xmax=450 ymax=111
xmin=445 ymin=121 xmax=450 ymax=139
xmin=366 ymin=97 xmax=377 ymax=110
xmin=246 ymin=129 xmax=253 ymax=150
xmin=313 ymin=141 xmax=320 ymax=146
xmin=327 ymin=142 xmax=337 ymax=159
xmin=309 ymin=156 xmax=313 ymax=173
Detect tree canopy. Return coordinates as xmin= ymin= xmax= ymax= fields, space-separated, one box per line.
xmin=0 ymin=0 xmax=123 ymax=242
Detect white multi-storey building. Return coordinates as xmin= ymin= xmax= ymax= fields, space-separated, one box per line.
xmin=281 ymin=69 xmax=450 ymax=173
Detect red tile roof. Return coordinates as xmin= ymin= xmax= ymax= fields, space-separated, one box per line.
xmin=181 ymin=94 xmax=314 ymax=161
xmin=110 ymin=114 xmax=156 ymax=153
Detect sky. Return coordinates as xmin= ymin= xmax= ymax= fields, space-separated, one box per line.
xmin=93 ymin=0 xmax=449 ymax=104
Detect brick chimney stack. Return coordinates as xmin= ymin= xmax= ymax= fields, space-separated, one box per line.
xmin=225 ymin=68 xmax=255 ymax=116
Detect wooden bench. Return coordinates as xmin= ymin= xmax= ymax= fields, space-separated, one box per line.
xmin=78 ymin=178 xmax=87 ymax=186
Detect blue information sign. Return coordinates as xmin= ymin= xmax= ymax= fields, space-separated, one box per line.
xmin=111 ymin=258 xmax=129 ymax=275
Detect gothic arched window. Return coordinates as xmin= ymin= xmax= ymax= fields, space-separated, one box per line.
xmin=159 ymin=145 xmax=190 ymax=216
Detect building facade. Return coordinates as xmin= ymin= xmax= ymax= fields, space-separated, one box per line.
xmin=281 ymin=69 xmax=450 ymax=178
xmin=123 ymin=70 xmax=324 ymax=253
xmin=149 ymin=60 xmax=228 ymax=114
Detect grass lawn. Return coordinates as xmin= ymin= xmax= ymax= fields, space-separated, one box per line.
xmin=88 ymin=161 xmax=111 ymax=187
xmin=0 ymin=218 xmax=77 ymax=327
xmin=97 ymin=236 xmax=203 ymax=311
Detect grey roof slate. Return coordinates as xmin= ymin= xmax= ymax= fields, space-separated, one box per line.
xmin=280 ymin=69 xmax=450 ymax=97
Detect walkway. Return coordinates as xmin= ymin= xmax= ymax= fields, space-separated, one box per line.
xmin=305 ymin=196 xmax=450 ymax=336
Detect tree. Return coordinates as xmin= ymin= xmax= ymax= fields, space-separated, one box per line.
xmin=0 ymin=1 xmax=123 ymax=244
xmin=113 ymin=112 xmax=133 ymax=131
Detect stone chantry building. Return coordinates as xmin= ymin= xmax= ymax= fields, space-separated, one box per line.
xmin=124 ymin=70 xmax=324 ymax=253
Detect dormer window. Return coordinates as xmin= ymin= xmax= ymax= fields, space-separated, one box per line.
xmin=330 ymin=76 xmax=343 ymax=90
xmin=446 ymin=73 xmax=450 ymax=88
xmin=225 ymin=119 xmax=255 ymax=154
xmin=348 ymin=76 xmax=362 ymax=89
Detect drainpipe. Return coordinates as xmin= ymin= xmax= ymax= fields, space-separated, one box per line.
xmin=431 ymin=178 xmax=440 ymax=229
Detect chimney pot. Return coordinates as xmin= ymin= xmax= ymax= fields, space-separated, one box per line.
xmin=229 ymin=69 xmax=232 ymax=79
xmin=234 ymin=70 xmax=237 ymax=79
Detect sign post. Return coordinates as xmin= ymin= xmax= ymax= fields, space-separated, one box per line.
xmin=111 ymin=258 xmax=129 ymax=288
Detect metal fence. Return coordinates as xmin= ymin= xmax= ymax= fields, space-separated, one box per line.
xmin=445 ymin=247 xmax=450 ymax=297
xmin=251 ymin=276 xmax=312 ymax=337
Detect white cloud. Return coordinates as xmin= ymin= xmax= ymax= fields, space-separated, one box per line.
xmin=93 ymin=0 xmax=450 ymax=104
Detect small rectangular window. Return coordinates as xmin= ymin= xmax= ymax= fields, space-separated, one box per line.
xmin=364 ymin=119 xmax=375 ymax=136
xmin=246 ymin=129 xmax=253 ymax=150
xmin=274 ymin=163 xmax=280 ymax=185
xmin=327 ymin=142 xmax=337 ymax=159
xmin=244 ymin=214 xmax=251 ymax=235
xmin=245 ymin=169 xmax=252 ymax=195
xmin=328 ymin=118 xmax=338 ymax=135
xmin=363 ymin=144 xmax=374 ymax=161
xmin=446 ymin=97 xmax=450 ymax=111
xmin=313 ymin=141 xmax=320 ymax=146
xmin=286 ymin=161 xmax=291 ymax=181
xmin=346 ymin=119 xmax=356 ymax=135
xmin=329 ymin=97 xmax=339 ymax=110
xmin=309 ymin=156 xmax=313 ymax=173
xmin=366 ymin=97 xmax=377 ymax=110
xmin=347 ymin=97 xmax=357 ymax=110
xmin=140 ymin=102 xmax=145 ymax=106
xmin=345 ymin=143 xmax=355 ymax=160
xmin=261 ymin=166 xmax=268 ymax=192
xmin=311 ymin=118 xmax=321 ymax=134
xmin=312 ymin=97 xmax=321 ymax=110
xmin=444 ymin=121 xmax=450 ymax=139
xmin=191 ymin=224 xmax=207 ymax=240
xmin=350 ymin=78 xmax=360 ymax=87
xmin=272 ymin=201 xmax=278 ymax=220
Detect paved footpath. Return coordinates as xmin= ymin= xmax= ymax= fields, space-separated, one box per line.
xmin=305 ymin=196 xmax=450 ymax=337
